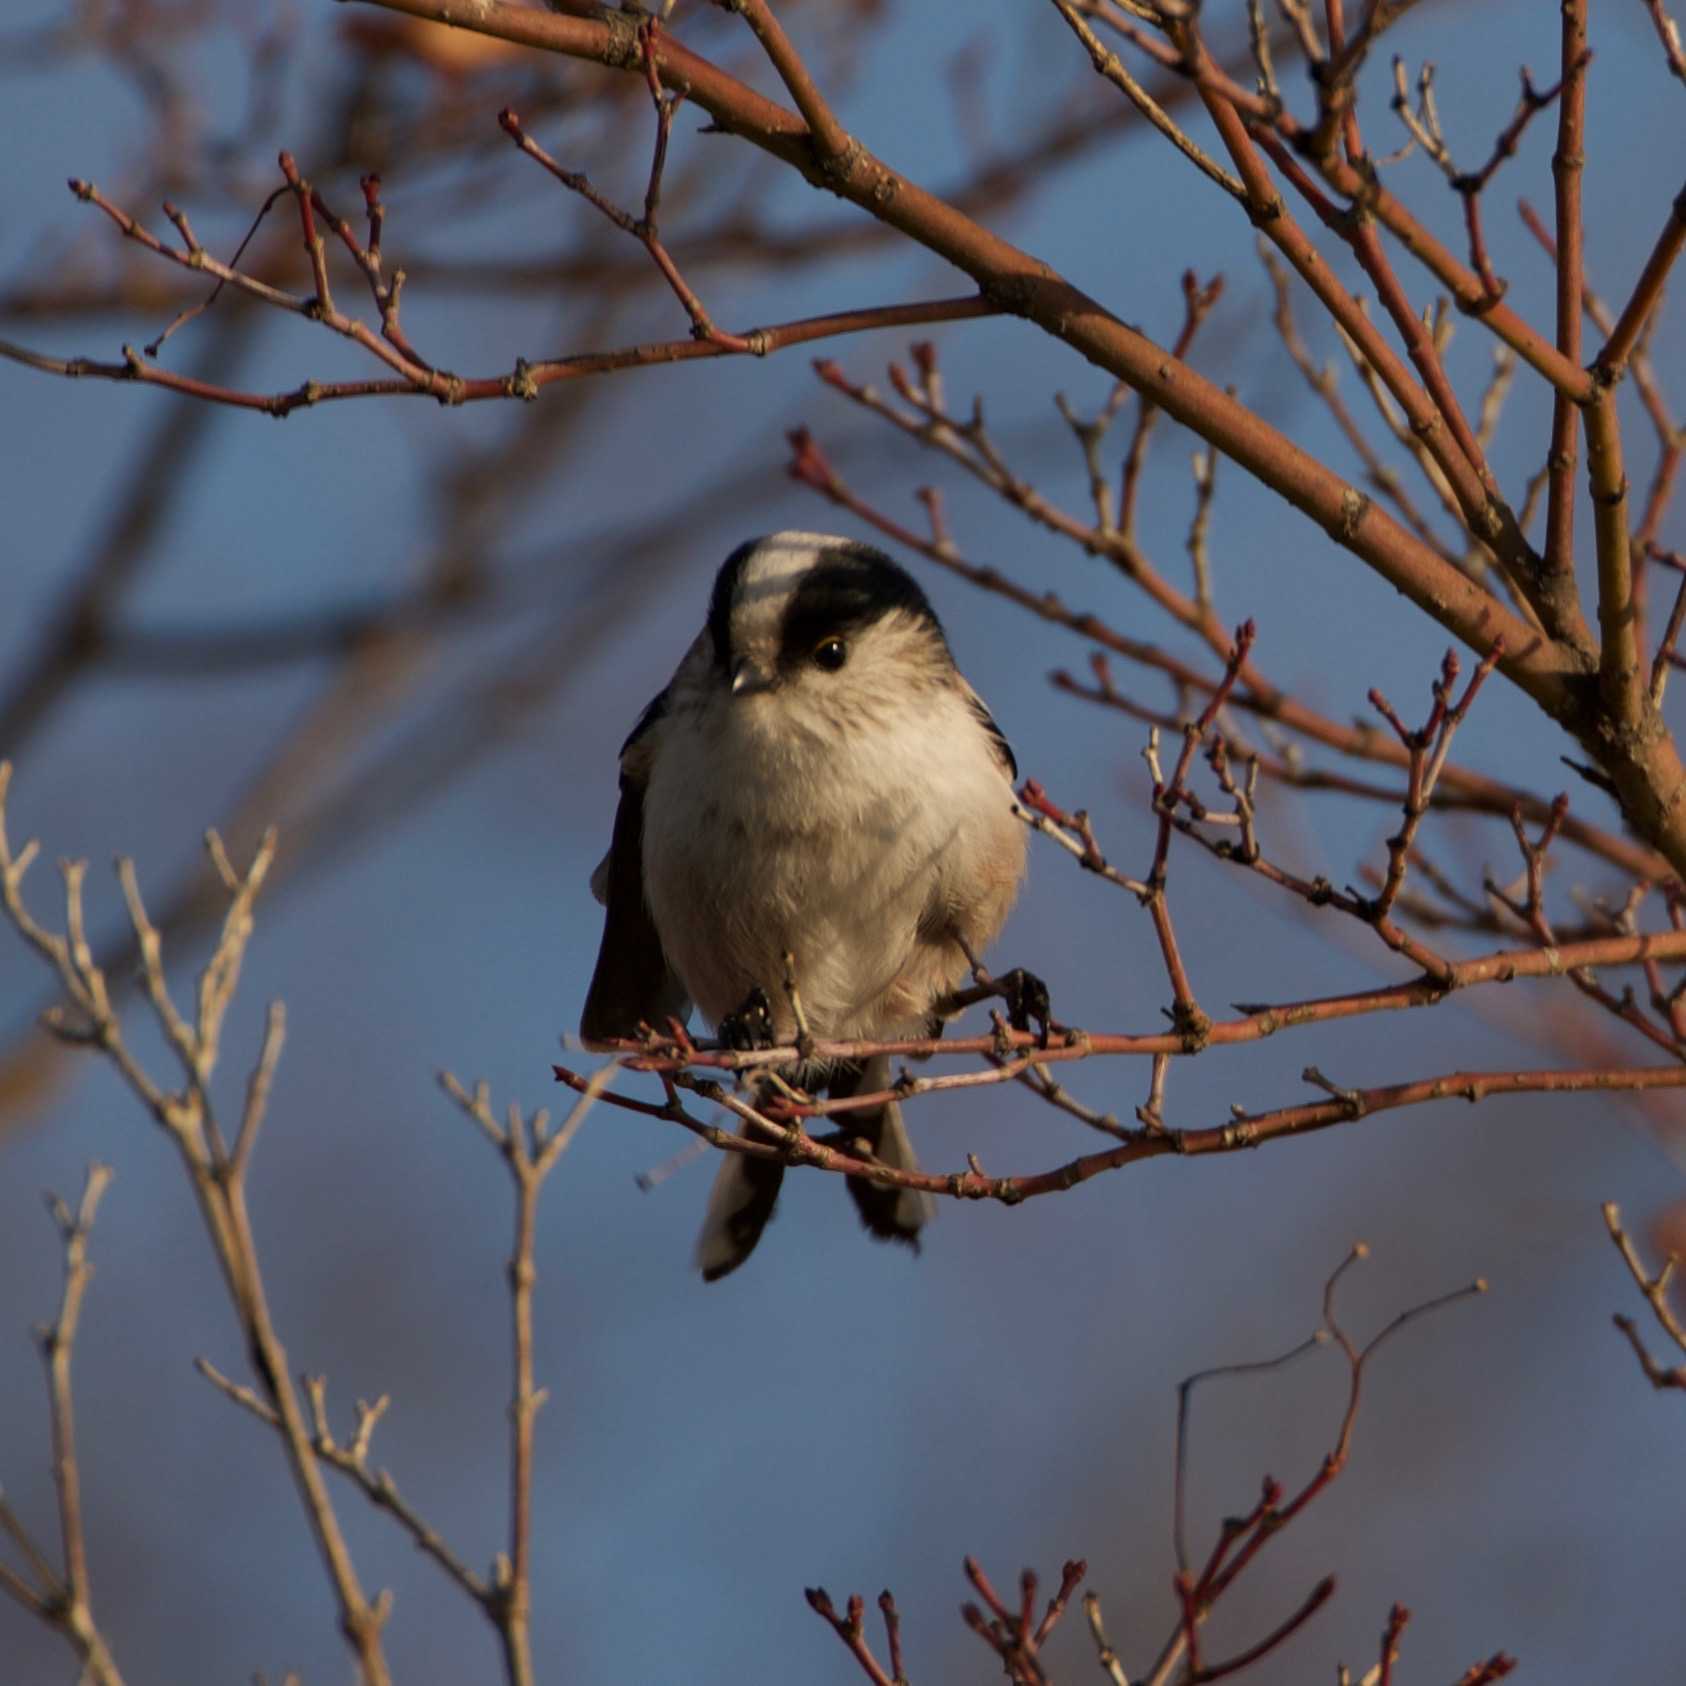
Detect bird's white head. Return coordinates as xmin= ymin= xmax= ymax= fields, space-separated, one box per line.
xmin=702 ymin=532 xmax=955 ymax=734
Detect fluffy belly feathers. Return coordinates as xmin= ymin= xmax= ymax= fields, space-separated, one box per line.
xmin=641 ymin=713 xmax=1020 ymax=1041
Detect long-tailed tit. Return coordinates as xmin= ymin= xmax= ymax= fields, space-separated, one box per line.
xmin=581 ymin=532 xmax=1026 ymax=1280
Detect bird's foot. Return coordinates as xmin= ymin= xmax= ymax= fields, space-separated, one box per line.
xmin=719 ymin=986 xmax=777 ymax=1052
xmin=999 ymin=967 xmax=1053 ymax=1045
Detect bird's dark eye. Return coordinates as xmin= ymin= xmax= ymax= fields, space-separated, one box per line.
xmin=812 ymin=638 xmax=848 ymax=672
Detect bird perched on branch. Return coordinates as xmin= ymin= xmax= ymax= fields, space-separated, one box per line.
xmin=582 ymin=531 xmax=1027 ymax=1280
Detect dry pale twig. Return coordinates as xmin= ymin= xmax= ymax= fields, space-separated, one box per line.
xmin=1603 ymin=1201 xmax=1686 ymax=1392
xmin=196 ymin=1356 xmax=491 ymax=1606
xmin=0 ymin=763 xmax=394 ymax=1686
xmin=1 ymin=767 xmax=619 ymax=1686
xmin=1645 ymin=0 xmax=1686 ymax=85
xmin=0 ymin=1166 xmax=126 ymax=1686
xmin=1046 ymin=0 xmax=1245 ymax=202
xmin=438 ymin=1063 xmax=617 ymax=1686
xmin=198 ymin=1063 xmax=617 ymax=1686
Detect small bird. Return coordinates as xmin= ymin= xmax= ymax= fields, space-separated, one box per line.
xmin=581 ymin=531 xmax=1027 ymax=1279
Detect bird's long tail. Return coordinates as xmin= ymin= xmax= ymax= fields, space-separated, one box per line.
xmin=693 ymin=1053 xmax=933 ymax=1279
xmin=835 ymin=1053 xmax=935 ymax=1249
xmin=695 ymin=1138 xmax=784 ymax=1283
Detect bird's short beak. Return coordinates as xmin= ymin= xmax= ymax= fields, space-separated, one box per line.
xmin=730 ymin=658 xmax=776 ymax=696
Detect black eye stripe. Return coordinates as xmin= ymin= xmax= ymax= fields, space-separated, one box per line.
xmin=705 ymin=538 xmax=946 ymax=674
xmin=776 ymin=547 xmax=943 ymax=668
xmin=708 ymin=539 xmax=760 ymax=671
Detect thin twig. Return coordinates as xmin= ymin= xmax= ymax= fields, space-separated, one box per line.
xmin=1603 ymin=1201 xmax=1686 ymax=1390
xmin=0 ymin=767 xmax=393 ymax=1686
xmin=0 ymin=1167 xmax=128 ymax=1686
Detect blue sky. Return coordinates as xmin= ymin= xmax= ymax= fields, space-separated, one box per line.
xmin=3 ymin=2 xmax=1685 ymax=1681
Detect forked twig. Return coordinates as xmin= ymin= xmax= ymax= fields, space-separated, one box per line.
xmin=0 ymin=1167 xmax=126 ymax=1686
xmin=1604 ymin=1201 xmax=1686 ymax=1391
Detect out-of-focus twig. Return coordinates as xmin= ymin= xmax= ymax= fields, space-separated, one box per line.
xmin=1603 ymin=1201 xmax=1686 ymax=1392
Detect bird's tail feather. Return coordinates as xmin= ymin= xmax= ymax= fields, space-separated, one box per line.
xmin=695 ymin=1142 xmax=784 ymax=1282
xmin=693 ymin=1054 xmax=933 ymax=1280
xmin=835 ymin=1053 xmax=935 ymax=1249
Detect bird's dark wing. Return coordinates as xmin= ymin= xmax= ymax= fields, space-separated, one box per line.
xmin=580 ymin=689 xmax=690 ymax=1046
xmin=961 ymin=679 xmax=1017 ymax=780
xmin=619 ymin=685 xmax=671 ymax=761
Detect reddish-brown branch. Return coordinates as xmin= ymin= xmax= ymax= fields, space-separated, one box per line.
xmin=103 ymin=0 xmax=1686 ymax=873
xmin=360 ymin=172 xmax=384 ymax=265
xmin=1016 ymin=778 xmax=1149 ymax=898
xmin=816 ymin=347 xmax=1241 ymax=666
xmin=726 ymin=0 xmax=852 ymax=162
xmin=584 ymin=913 xmax=1686 ymax=1094
xmin=1240 ymin=120 xmax=1542 ymax=620
xmin=1033 ymin=1560 xmax=1087 ymax=1647
xmin=1174 ymin=1569 xmax=1205 ymax=1678
xmin=1 ymin=295 xmax=996 ymax=418
xmin=52 ymin=0 xmax=1686 ymax=870
xmin=343 ymin=0 xmax=1578 ymax=745
xmin=1586 ymin=390 xmax=1643 ymax=725
xmin=877 ymin=1591 xmax=905 ymax=1684
xmin=1048 ymin=648 xmax=1506 ymax=990
xmin=1517 ymin=198 xmax=1681 ymax=454
xmin=1067 ymin=4 xmax=1596 ymax=397
xmin=1210 ymin=104 xmax=1523 ymax=598
xmin=1454 ymin=1656 xmax=1520 ymax=1686
xmin=558 ymin=1057 xmax=1686 ymax=1211
xmin=804 ymin=1588 xmax=897 ymax=1686
xmin=1119 ymin=271 xmax=1225 ymax=540
xmin=1076 ymin=635 xmax=1662 ymax=875
xmin=142 ymin=187 xmax=289 ymax=358
xmin=1461 ymin=190 xmax=1503 ymax=305
xmin=1641 ymin=893 xmax=1686 ymax=1042
xmin=1176 ymin=1362 xmax=1301 ymax=1580
xmin=1366 ymin=646 xmax=1502 ymax=949
xmin=1134 ymin=621 xmax=1256 ymax=1039
xmin=1544 ymin=2 xmax=1589 ymax=586
xmin=788 ymin=430 xmax=1668 ymax=884
xmin=1156 ymin=1248 xmax=1484 ymax=1686
xmin=1300 ymin=42 xmax=1507 ymax=526
xmin=64 ymin=171 xmax=459 ymax=401
xmin=1199 ymin=1264 xmax=1486 ymax=1607
xmin=280 ymin=152 xmax=335 ymax=316
xmin=1463 ymin=67 xmax=1570 ymax=192
xmin=306 ymin=172 xmax=428 ymax=367
xmin=1652 ymin=572 xmax=1686 ymax=707
xmin=1377 ymin=1601 xmax=1410 ymax=1686
xmin=1195 ymin=1577 xmax=1334 ymax=1683
xmin=1519 ymin=197 xmax=1684 ymax=612
xmin=1594 ymin=183 xmax=1686 ymax=387
xmin=498 ymin=67 xmax=758 ymax=354
xmin=1048 ymin=0 xmax=1246 ymax=204
xmin=1390 ymin=57 xmax=1575 ymax=311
